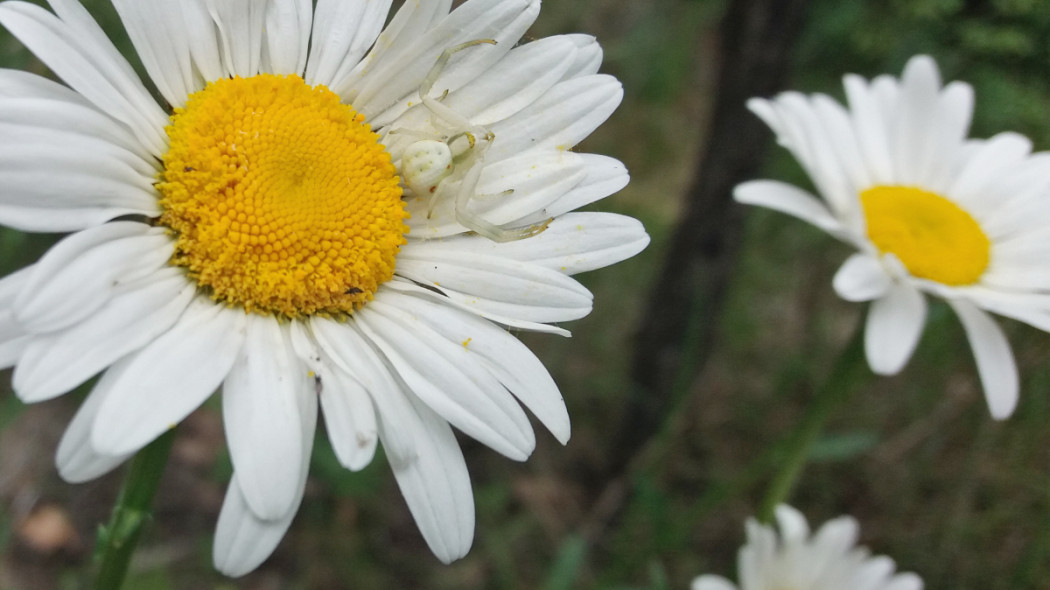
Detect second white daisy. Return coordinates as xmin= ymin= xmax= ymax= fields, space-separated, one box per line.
xmin=735 ymin=55 xmax=1050 ymax=419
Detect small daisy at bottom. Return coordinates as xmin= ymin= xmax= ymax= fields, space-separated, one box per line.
xmin=692 ymin=505 xmax=923 ymax=590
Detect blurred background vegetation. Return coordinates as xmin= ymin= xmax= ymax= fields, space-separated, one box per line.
xmin=1 ymin=0 xmax=1049 ymax=588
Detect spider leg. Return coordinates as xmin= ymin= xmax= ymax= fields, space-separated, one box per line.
xmin=419 ymin=39 xmax=497 ymax=100
xmin=453 ymin=165 xmax=553 ymax=243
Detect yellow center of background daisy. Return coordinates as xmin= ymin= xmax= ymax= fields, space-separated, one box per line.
xmin=156 ymin=74 xmax=406 ymax=317
xmin=861 ymin=185 xmax=989 ymax=285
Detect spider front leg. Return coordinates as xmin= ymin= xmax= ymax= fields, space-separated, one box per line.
xmin=452 ymin=162 xmax=553 ymax=243
xmin=419 ymin=39 xmax=497 ymax=103
xmin=403 ymin=38 xmax=553 ymax=241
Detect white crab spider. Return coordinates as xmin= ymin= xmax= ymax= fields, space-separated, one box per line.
xmin=399 ymin=39 xmax=551 ymax=243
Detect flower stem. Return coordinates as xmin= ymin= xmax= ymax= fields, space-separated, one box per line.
xmin=92 ymin=428 xmax=176 ymax=590
xmin=757 ymin=321 xmax=868 ymax=523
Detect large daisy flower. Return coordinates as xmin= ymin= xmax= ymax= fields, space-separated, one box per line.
xmin=692 ymin=505 xmax=923 ymax=590
xmin=0 ymin=0 xmax=649 ymax=576
xmin=735 ymin=55 xmax=1050 ymax=420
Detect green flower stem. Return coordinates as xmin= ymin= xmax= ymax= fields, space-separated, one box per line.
xmin=757 ymin=321 xmax=869 ymax=523
xmin=92 ymin=428 xmax=176 ymax=590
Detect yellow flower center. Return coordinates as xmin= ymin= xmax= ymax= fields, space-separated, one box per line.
xmin=860 ymin=185 xmax=989 ymax=285
xmin=156 ymin=74 xmax=406 ymax=317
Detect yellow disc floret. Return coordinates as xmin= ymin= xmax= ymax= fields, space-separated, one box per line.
xmin=861 ymin=185 xmax=990 ymax=285
xmin=156 ymin=74 xmax=406 ymax=317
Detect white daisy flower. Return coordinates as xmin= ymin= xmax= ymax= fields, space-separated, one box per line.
xmin=0 ymin=0 xmax=649 ymax=576
xmin=735 ymin=55 xmax=1050 ymax=420
xmin=691 ymin=505 xmax=923 ymax=590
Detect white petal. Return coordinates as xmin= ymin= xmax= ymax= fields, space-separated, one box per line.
xmin=13 ymin=222 xmax=171 ymax=334
xmin=213 ymin=477 xmax=292 ymax=577
xmin=885 ymin=573 xmax=924 ymax=590
xmin=691 ymin=576 xmax=739 ymax=590
xmin=111 ymin=0 xmax=200 ymax=107
xmin=560 ymin=34 xmax=603 ymax=79
xmin=213 ymin=380 xmax=317 ymax=577
xmin=413 ymin=0 xmax=540 ymax=102
xmin=336 ymin=0 xmax=451 ymax=105
xmin=55 ymin=371 xmax=132 ymax=483
xmin=400 ymin=150 xmax=588 ymax=238
xmin=925 ymin=80 xmax=975 ymax=192
xmin=811 ymin=515 xmax=859 ymax=557
xmin=865 ymin=282 xmax=927 ymax=375
xmin=262 ymin=0 xmax=312 ymax=75
xmin=91 ymin=300 xmax=247 ymax=455
xmin=853 ymin=556 xmax=897 ymax=589
xmin=0 ymin=266 xmax=33 ymax=369
xmin=833 ymin=253 xmax=892 ymax=302
xmin=380 ymin=289 xmax=570 ymax=443
xmin=355 ymin=300 xmax=536 ymax=460
xmin=318 ymin=362 xmax=378 ymax=471
xmin=949 ymin=132 xmax=1032 ymax=217
xmin=508 ymin=211 xmax=649 ymax=276
xmin=0 ymin=328 xmax=27 ymax=370
xmin=47 ymin=0 xmax=141 ymax=81
xmin=405 ymin=212 xmax=648 ymax=278
xmin=0 ymin=69 xmax=152 ymax=158
xmin=381 ymin=392 xmax=474 ymax=564
xmin=0 ymin=123 xmax=160 ymax=232
xmin=948 ymin=299 xmax=1018 ymax=419
xmin=383 ymin=279 xmax=572 ymax=337
xmin=395 ymin=248 xmax=593 ymax=324
xmin=311 ymin=315 xmax=474 ymax=561
xmin=539 ymin=153 xmax=630 ymax=219
xmin=205 ymin=0 xmax=266 ymax=77
xmin=443 ymin=35 xmax=581 ymax=126
xmin=0 ymin=1 xmax=167 ymax=155
xmin=222 ymin=315 xmax=312 ymax=520
xmin=0 ymin=114 xmax=157 ymax=180
xmin=488 ymin=74 xmax=622 ymax=161
xmin=177 ymin=0 xmax=224 ymax=82
xmin=309 ymin=316 xmax=418 ymax=464
xmin=773 ymin=92 xmax=858 ymax=217
xmin=774 ymin=504 xmax=811 ymax=542
xmin=843 ymin=74 xmax=893 ymax=185
xmin=13 ymin=268 xmax=196 ymax=402
xmin=958 ymin=286 xmax=1050 ymax=332
xmin=810 ymin=93 xmax=872 ymax=193
xmin=345 ymin=0 xmax=538 ymax=123
xmin=733 ymin=180 xmax=843 ymax=235
xmin=892 ymin=55 xmax=943 ymax=185
xmin=305 ymin=0 xmax=392 ymax=88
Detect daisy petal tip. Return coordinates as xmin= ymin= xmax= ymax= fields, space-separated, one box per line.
xmin=832 ymin=254 xmax=891 ymax=302
xmin=731 ymin=180 xmax=765 ymax=203
xmin=864 ymin=285 xmax=926 ymax=376
xmin=985 ymin=378 xmax=1018 ymax=421
xmin=904 ymin=54 xmax=939 ymax=77
xmin=550 ymin=420 xmax=571 ymax=446
xmin=338 ymin=432 xmax=379 ymax=472
xmin=434 ymin=536 xmax=473 ymax=564
xmin=744 ymin=96 xmax=771 ymax=114
xmin=864 ymin=334 xmax=908 ymax=376
xmin=691 ymin=575 xmax=739 ymax=590
xmin=949 ymin=301 xmax=1019 ymax=421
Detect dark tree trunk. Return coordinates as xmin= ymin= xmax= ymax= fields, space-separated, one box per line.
xmin=606 ymin=0 xmax=813 ymax=479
